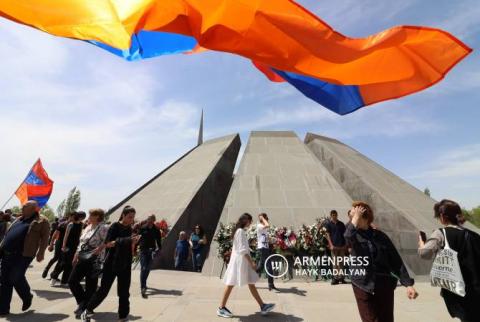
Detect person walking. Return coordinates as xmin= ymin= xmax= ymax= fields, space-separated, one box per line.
xmin=325 ymin=209 xmax=347 ymax=285
xmin=217 ymin=213 xmax=275 ymax=318
xmin=69 ymin=209 xmax=109 ymax=318
xmin=255 ymin=213 xmax=277 ymax=291
xmin=189 ymin=224 xmax=207 ymax=272
xmin=138 ymin=214 xmax=162 ymax=298
xmin=0 ymin=211 xmax=10 ymax=243
xmin=345 ymin=202 xmax=418 ymax=322
xmin=45 ymin=217 xmax=68 ymax=279
xmin=81 ymin=206 xmax=140 ymax=322
xmin=51 ymin=211 xmax=83 ymax=286
xmin=174 ymin=231 xmax=190 ymax=270
xmin=0 ymin=200 xmax=50 ymax=316
xmin=418 ymin=199 xmax=480 ymax=322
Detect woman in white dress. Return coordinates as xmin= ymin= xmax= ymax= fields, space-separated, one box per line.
xmin=217 ymin=213 xmax=275 ymax=318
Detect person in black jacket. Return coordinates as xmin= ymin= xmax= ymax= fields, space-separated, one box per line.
xmin=418 ymin=199 xmax=480 ymax=322
xmin=81 ymin=206 xmax=140 ymax=322
xmin=345 ymin=201 xmax=418 ymax=322
xmin=138 ymin=214 xmax=162 ymax=298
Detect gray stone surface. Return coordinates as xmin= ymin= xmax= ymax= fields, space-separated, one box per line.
xmin=203 ymin=131 xmax=353 ymax=277
xmin=8 ymin=252 xmax=454 ymax=322
xmin=305 ymin=133 xmax=479 ymax=275
xmin=108 ymin=134 xmax=241 ymax=270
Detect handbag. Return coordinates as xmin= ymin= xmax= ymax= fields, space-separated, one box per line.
xmin=78 ymin=225 xmax=102 ymax=262
xmin=430 ymin=228 xmax=466 ymax=297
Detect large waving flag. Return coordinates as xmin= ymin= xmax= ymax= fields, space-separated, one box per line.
xmin=0 ymin=0 xmax=471 ymax=115
xmin=15 ymin=159 xmax=54 ymax=208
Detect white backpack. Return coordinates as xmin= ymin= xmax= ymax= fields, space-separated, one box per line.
xmin=430 ymin=228 xmax=466 ymax=297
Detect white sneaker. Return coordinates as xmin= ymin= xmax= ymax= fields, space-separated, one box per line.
xmin=50 ymin=278 xmax=59 ymax=287
xmin=260 ymin=303 xmax=275 ymax=315
xmin=216 ymin=307 xmax=233 ymax=318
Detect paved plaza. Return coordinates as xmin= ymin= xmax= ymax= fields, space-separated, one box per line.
xmin=2 ymin=254 xmax=454 ymax=322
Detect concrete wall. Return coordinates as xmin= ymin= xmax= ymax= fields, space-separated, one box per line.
xmin=305 ymin=133 xmax=480 ymax=275
xmin=108 ymin=134 xmax=241 ymax=270
xmin=203 ymin=131 xmax=353 ymax=277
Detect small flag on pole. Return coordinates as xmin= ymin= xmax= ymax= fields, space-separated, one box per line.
xmin=15 ymin=159 xmax=54 ymax=208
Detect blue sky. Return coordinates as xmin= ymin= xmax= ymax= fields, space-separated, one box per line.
xmin=0 ymin=0 xmax=479 ymax=212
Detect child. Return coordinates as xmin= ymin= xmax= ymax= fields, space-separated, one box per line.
xmin=217 ymin=213 xmax=275 ymax=318
xmin=174 ymin=231 xmax=190 ymax=270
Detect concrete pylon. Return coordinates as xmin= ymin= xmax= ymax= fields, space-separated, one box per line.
xmin=108 ymin=134 xmax=241 ymax=270
xmin=203 ymin=131 xmax=353 ymax=277
xmin=305 ymin=132 xmax=479 ymax=275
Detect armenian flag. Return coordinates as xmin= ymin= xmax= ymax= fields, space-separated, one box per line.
xmin=15 ymin=159 xmax=54 ymax=208
xmin=0 ymin=0 xmax=472 ymax=115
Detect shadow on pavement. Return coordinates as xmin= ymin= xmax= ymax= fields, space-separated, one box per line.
xmin=237 ymin=312 xmax=303 ymax=321
xmin=257 ymin=286 xmax=307 ymax=296
xmin=33 ymin=289 xmax=72 ymax=300
xmin=6 ymin=312 xmax=69 ymax=322
xmin=92 ymin=312 xmax=141 ymax=321
xmin=146 ymin=288 xmax=183 ymax=296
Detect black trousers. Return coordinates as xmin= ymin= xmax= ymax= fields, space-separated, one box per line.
xmin=0 ymin=254 xmax=33 ymax=313
xmin=43 ymin=247 xmax=61 ymax=275
xmin=51 ymin=250 xmax=75 ymax=284
xmin=256 ymin=248 xmax=275 ymax=286
xmin=85 ymin=264 xmax=131 ymax=319
xmin=68 ymin=259 xmax=99 ymax=308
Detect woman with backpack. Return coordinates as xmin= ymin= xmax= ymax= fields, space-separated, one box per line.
xmin=69 ymin=209 xmax=109 ymax=318
xmin=418 ymin=199 xmax=480 ymax=322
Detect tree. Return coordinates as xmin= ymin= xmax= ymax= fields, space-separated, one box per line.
xmin=7 ymin=204 xmax=55 ymax=222
xmin=56 ymin=187 xmax=81 ymax=218
xmin=424 ymin=187 xmax=431 ymax=197
xmin=40 ymin=204 xmax=56 ymax=222
xmin=463 ymin=206 xmax=480 ymax=228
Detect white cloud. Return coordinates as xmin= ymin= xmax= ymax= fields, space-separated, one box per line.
xmin=0 ymin=19 xmax=200 ymax=212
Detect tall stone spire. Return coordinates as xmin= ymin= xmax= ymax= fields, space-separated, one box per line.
xmin=197 ymin=109 xmax=204 ymax=146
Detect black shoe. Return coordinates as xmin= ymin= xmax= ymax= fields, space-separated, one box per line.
xmin=268 ymin=285 xmax=279 ymax=292
xmin=0 ymin=311 xmax=10 ymax=317
xmin=22 ymin=294 xmax=33 ymax=311
xmin=42 ymin=270 xmax=48 ymax=279
xmin=331 ymin=279 xmax=339 ymax=285
xmin=339 ymin=279 xmax=347 ymax=284
xmin=74 ymin=305 xmax=85 ymax=319
xmin=141 ymin=288 xmax=147 ymax=299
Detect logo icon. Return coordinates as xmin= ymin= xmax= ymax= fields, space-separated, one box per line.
xmin=265 ymin=254 xmax=289 ymax=278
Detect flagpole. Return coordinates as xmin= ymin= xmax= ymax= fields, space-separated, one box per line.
xmin=0 ymin=158 xmax=40 ymax=211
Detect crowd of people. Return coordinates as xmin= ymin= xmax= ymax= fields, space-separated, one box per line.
xmin=1 ymin=198 xmax=480 ymax=322
xmin=0 ymin=202 xmax=208 ymax=321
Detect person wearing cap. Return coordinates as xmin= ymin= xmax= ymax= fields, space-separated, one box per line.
xmin=0 ymin=200 xmax=50 ymax=316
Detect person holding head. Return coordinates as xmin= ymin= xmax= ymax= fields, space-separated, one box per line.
xmin=69 ymin=209 xmax=109 ymax=318
xmin=255 ymin=213 xmax=277 ymax=291
xmin=217 ymin=213 xmax=275 ymax=318
xmin=325 ymin=209 xmax=347 ymax=285
xmin=418 ymin=199 xmax=480 ymax=321
xmin=345 ymin=201 xmax=418 ymax=322
xmin=81 ymin=206 xmax=140 ymax=322
xmin=138 ymin=214 xmax=162 ymax=297
xmin=189 ymin=224 xmax=207 ymax=272
xmin=0 ymin=200 xmax=50 ymax=316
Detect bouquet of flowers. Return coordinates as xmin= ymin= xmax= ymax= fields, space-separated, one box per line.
xmin=272 ymin=226 xmax=297 ymax=255
xmin=213 ymin=222 xmax=236 ymax=263
xmin=155 ymin=219 xmax=170 ymax=239
xmin=297 ymin=223 xmax=328 ymax=254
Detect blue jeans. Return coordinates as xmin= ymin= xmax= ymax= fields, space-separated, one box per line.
xmin=192 ymin=249 xmax=203 ymax=271
xmin=174 ymin=256 xmax=188 ymax=271
xmin=140 ymin=250 xmax=153 ymax=289
xmin=0 ymin=253 xmax=34 ymax=313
